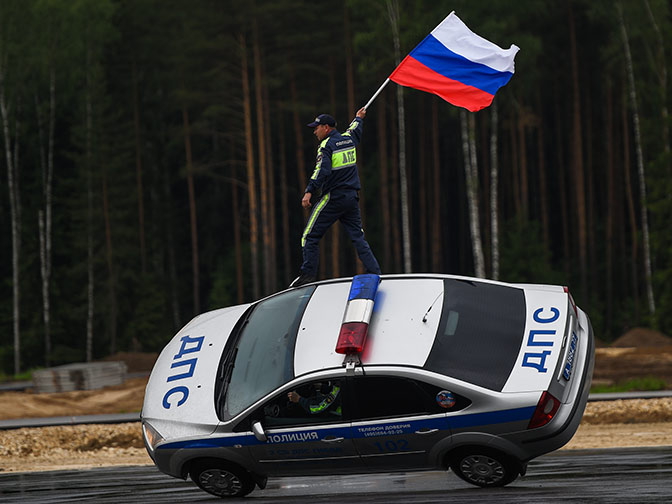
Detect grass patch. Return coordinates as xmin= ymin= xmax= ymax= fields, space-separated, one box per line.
xmin=590 ymin=376 xmax=668 ymax=393
xmin=0 ymin=369 xmax=38 ymax=382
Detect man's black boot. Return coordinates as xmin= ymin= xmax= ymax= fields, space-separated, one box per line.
xmin=289 ymin=273 xmax=316 ymax=288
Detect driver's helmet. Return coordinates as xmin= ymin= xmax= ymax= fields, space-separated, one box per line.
xmin=313 ymin=381 xmax=332 ymax=394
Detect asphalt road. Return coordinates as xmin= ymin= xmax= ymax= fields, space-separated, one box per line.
xmin=1 ymin=446 xmax=671 ymax=503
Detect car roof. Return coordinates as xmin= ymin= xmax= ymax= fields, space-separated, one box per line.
xmin=294 ymin=276 xmax=445 ymax=376
xmin=293 ymin=274 xmax=564 ymax=378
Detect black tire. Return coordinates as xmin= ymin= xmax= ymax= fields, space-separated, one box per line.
xmin=449 ymin=449 xmax=520 ymax=488
xmin=189 ymin=460 xmax=256 ymax=498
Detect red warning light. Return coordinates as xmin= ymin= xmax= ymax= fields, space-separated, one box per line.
xmin=335 ymin=322 xmax=369 ymax=354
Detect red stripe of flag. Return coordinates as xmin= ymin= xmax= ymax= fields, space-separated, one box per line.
xmin=390 ymin=55 xmax=495 ymax=112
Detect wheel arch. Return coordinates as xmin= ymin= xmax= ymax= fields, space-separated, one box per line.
xmin=432 ymin=431 xmax=528 ymax=469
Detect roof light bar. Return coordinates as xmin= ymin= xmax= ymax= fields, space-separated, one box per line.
xmin=336 ymin=274 xmax=380 ymax=355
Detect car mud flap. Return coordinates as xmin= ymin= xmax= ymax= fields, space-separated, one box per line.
xmin=519 ymin=461 xmax=528 ymax=476
xmin=253 ymin=473 xmax=268 ymax=489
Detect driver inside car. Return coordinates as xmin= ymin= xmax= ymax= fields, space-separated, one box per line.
xmin=287 ymin=381 xmax=341 ymax=417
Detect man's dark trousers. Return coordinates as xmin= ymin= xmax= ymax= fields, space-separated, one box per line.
xmin=300 ymin=190 xmax=381 ymax=277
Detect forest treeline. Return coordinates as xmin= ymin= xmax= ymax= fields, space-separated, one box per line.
xmin=0 ymin=0 xmax=670 ymax=375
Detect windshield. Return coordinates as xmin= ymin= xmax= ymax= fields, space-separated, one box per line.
xmin=424 ymin=279 xmax=526 ymax=391
xmin=222 ymin=286 xmax=315 ymax=419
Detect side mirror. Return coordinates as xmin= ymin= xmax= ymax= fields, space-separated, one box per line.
xmin=252 ymin=421 xmax=267 ymax=442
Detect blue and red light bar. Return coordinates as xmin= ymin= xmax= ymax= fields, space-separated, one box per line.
xmin=335 ymin=274 xmax=381 ymax=354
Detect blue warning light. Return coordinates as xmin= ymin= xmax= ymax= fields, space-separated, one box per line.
xmin=348 ymin=274 xmax=381 ymax=301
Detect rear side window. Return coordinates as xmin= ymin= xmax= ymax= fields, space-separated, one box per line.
xmin=352 ymin=376 xmax=466 ymax=419
xmin=424 ymin=280 xmax=526 ymax=391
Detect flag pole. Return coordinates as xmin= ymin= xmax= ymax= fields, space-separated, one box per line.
xmin=363 ymin=78 xmax=390 ymax=109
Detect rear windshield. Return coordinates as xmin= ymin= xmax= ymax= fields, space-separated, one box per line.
xmin=222 ymin=286 xmax=314 ymax=419
xmin=424 ymin=279 xmax=526 ymax=391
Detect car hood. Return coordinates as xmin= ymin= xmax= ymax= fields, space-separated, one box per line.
xmin=141 ymin=304 xmax=250 ymax=440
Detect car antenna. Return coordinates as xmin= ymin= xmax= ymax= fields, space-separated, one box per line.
xmin=422 ymin=293 xmax=442 ymax=323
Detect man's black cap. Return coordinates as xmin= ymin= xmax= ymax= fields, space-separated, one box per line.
xmin=307 ymin=114 xmax=336 ymax=128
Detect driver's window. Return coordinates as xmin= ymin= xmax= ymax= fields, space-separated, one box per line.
xmin=256 ymin=379 xmax=344 ymax=428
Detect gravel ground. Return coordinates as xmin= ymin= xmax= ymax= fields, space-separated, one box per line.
xmin=1 ymin=398 xmax=670 ymax=474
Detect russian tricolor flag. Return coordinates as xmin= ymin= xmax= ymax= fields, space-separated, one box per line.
xmin=389 ymin=12 xmax=519 ymax=112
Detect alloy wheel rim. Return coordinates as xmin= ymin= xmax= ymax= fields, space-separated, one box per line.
xmin=460 ymin=455 xmax=505 ymax=485
xmin=199 ymin=469 xmax=243 ymax=496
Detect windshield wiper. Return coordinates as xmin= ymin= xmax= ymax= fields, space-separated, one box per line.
xmin=216 ymin=346 xmax=238 ymax=417
xmin=224 ymin=347 xmax=238 ymax=383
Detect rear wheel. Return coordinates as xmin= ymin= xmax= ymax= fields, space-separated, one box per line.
xmin=449 ymin=449 xmax=520 ymax=488
xmin=189 ymin=460 xmax=256 ymax=498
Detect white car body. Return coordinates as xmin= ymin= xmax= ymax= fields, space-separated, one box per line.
xmin=142 ymin=274 xmax=594 ymax=498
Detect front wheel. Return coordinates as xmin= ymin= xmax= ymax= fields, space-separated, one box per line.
xmin=449 ymin=449 xmax=520 ymax=488
xmin=189 ymin=460 xmax=256 ymax=498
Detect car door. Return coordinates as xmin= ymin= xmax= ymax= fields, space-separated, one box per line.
xmin=243 ymin=378 xmax=360 ymax=476
xmin=350 ymin=375 xmax=453 ymax=470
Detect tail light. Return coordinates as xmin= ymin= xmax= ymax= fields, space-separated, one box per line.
xmin=563 ymin=286 xmax=578 ymax=316
xmin=528 ymin=391 xmax=560 ymax=429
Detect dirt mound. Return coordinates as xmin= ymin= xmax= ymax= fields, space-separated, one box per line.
xmin=612 ymin=328 xmax=672 ymax=347
xmin=100 ymin=352 xmax=158 ymax=373
xmin=0 ymin=377 xmax=148 ymax=420
xmin=0 ymin=424 xmax=145 ymax=458
xmin=593 ymin=346 xmax=672 ymax=386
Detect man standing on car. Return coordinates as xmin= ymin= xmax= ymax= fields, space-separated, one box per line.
xmin=290 ymin=108 xmax=381 ymax=288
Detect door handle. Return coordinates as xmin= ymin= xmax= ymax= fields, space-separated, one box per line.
xmin=321 ymin=436 xmax=344 ymax=443
xmin=415 ymin=428 xmax=438 ymax=435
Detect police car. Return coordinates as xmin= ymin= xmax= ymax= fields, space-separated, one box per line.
xmin=141 ymin=274 xmax=594 ymax=498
